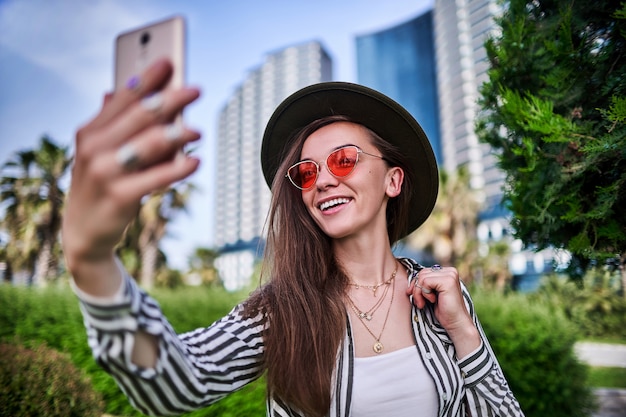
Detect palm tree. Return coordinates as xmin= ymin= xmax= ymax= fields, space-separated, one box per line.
xmin=405 ymin=166 xmax=483 ymax=282
xmin=31 ymin=137 xmax=72 ymax=284
xmin=116 ymin=218 xmax=142 ymax=279
xmin=188 ymin=246 xmax=220 ymax=286
xmin=0 ymin=240 xmax=9 ymax=283
xmin=474 ymin=240 xmax=512 ymax=291
xmin=0 ymin=136 xmax=71 ymax=285
xmin=137 ymin=182 xmax=195 ymax=289
xmin=1 ymin=149 xmax=40 ymax=284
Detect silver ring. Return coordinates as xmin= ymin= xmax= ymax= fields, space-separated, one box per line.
xmin=140 ymin=93 xmax=164 ymax=113
xmin=414 ymin=281 xmax=432 ymax=294
xmin=431 ymin=264 xmax=442 ymax=271
xmin=116 ymin=143 xmax=139 ymax=170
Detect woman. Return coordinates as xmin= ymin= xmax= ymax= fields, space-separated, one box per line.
xmin=62 ymin=59 xmax=524 ymax=416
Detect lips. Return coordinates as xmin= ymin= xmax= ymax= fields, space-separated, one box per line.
xmin=319 ymin=197 xmax=351 ymax=211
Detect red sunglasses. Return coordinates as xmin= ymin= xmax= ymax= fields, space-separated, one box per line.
xmin=286 ymin=145 xmax=384 ymax=190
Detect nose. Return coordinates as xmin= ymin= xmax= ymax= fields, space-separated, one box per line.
xmin=315 ymin=163 xmax=339 ymax=189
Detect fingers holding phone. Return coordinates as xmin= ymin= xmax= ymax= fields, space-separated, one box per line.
xmin=108 ymin=15 xmax=198 ymax=181
xmin=90 ymin=58 xmax=175 ymax=131
xmin=64 ymin=16 xmax=200 ymax=275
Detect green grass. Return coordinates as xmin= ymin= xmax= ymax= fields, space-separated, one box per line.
xmin=579 ymin=337 xmax=626 ymax=389
xmin=583 ymin=336 xmax=626 ymax=345
xmin=588 ymin=367 xmax=626 ymax=388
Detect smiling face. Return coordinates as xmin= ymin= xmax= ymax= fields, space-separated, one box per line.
xmin=298 ymin=121 xmax=404 ymax=242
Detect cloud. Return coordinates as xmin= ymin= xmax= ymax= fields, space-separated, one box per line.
xmin=0 ymin=0 xmax=166 ymax=98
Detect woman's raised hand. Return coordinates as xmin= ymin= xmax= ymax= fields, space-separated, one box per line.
xmin=406 ymin=265 xmax=481 ymax=358
xmin=62 ymin=59 xmax=201 ymax=295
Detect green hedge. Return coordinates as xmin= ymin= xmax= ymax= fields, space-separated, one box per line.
xmin=0 ymin=282 xmax=602 ymax=417
xmin=472 ymin=289 xmax=596 ymax=417
xmin=0 ymin=283 xmax=266 ymax=417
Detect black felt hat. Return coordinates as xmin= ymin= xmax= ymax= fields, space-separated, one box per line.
xmin=260 ymin=81 xmax=439 ymax=236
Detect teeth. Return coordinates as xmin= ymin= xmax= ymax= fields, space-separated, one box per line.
xmin=320 ymin=198 xmax=349 ymax=211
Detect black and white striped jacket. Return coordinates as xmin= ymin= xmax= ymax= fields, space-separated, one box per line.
xmin=76 ymin=258 xmax=524 ymax=416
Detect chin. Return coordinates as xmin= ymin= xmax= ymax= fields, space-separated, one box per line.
xmin=312 ymin=213 xmax=356 ymax=239
xmin=319 ymin=225 xmax=354 ymax=240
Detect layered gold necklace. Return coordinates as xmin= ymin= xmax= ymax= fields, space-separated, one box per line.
xmin=347 ymin=264 xmax=397 ymax=354
xmin=348 ymin=266 xmax=396 ymax=297
xmin=346 ymin=272 xmax=393 ymax=321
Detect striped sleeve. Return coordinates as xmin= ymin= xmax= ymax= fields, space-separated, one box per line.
xmin=459 ymin=286 xmax=525 ymax=417
xmin=75 ymin=269 xmax=266 ymax=416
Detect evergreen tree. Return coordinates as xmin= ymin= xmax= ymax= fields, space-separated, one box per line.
xmin=477 ymin=0 xmax=626 ymax=281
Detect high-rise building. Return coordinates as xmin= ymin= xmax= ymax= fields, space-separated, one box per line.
xmin=434 ymin=0 xmax=504 ymax=209
xmin=356 ymin=11 xmax=442 ymax=164
xmin=355 ymin=2 xmax=503 ymax=208
xmin=354 ymin=2 xmax=551 ymax=288
xmin=214 ymin=41 xmax=332 ymax=289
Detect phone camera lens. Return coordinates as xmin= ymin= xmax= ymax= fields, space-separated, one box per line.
xmin=140 ymin=32 xmax=150 ymax=46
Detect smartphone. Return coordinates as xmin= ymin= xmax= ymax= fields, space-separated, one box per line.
xmin=114 ymin=15 xmax=186 ymax=99
xmin=114 ymin=15 xmax=187 ymax=163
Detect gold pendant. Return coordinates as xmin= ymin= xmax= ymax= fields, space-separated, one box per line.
xmin=373 ymin=341 xmax=384 ymax=354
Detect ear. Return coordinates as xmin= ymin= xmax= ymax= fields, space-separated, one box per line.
xmin=385 ymin=167 xmax=404 ymax=198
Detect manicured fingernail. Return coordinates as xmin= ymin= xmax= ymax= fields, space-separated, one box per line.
xmin=126 ymin=75 xmax=141 ymax=90
xmin=174 ymin=149 xmax=188 ymax=165
xmin=140 ymin=93 xmax=163 ymax=112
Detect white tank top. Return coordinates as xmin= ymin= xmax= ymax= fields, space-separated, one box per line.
xmin=351 ymin=346 xmax=439 ymax=417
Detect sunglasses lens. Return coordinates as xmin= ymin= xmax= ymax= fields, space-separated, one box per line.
xmin=327 ymin=147 xmax=358 ymax=177
xmin=289 ymin=161 xmax=318 ymax=189
xmin=287 ymin=147 xmax=361 ymax=190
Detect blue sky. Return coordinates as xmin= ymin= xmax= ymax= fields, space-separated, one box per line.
xmin=0 ymin=0 xmax=432 ymax=269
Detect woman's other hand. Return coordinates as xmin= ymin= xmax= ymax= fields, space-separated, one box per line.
xmin=406 ymin=265 xmax=481 ymax=358
xmin=62 ymin=58 xmax=201 ymax=296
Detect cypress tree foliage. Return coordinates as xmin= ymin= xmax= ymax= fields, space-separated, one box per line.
xmin=477 ymin=0 xmax=626 ymax=279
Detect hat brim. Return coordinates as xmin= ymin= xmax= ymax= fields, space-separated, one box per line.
xmin=261 ymin=81 xmax=438 ymax=237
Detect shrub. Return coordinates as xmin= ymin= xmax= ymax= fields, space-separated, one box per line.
xmin=531 ymin=269 xmax=626 ymax=339
xmin=473 ymin=290 xmax=597 ymax=417
xmin=0 ymin=342 xmax=104 ymax=417
xmin=156 ymin=268 xmax=185 ymax=289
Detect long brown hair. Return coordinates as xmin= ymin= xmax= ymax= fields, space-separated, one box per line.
xmin=244 ymin=115 xmax=414 ymax=416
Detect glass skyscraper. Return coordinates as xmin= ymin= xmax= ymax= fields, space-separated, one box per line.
xmin=355 ymin=3 xmax=505 ymax=209
xmin=356 ymin=11 xmax=442 ymax=164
